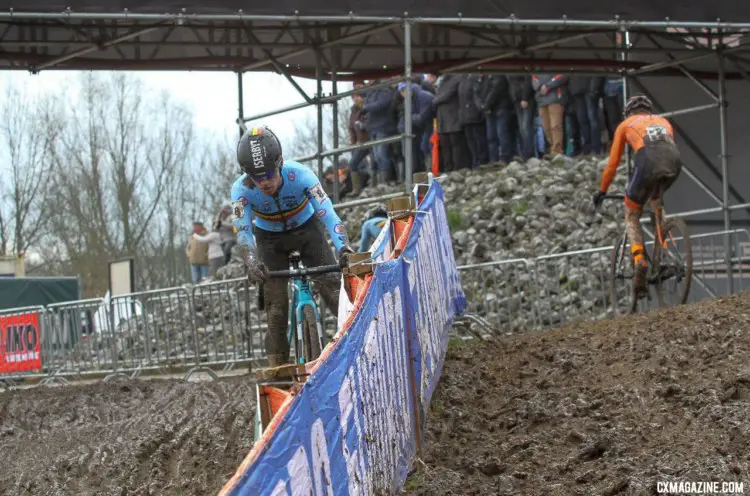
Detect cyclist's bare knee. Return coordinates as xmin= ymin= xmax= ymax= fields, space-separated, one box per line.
xmin=624 ymin=198 xmax=644 ymax=247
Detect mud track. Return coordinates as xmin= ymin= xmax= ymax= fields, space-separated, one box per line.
xmin=406 ymin=292 xmax=750 ymax=495
xmin=0 ymin=375 xmax=256 ymax=496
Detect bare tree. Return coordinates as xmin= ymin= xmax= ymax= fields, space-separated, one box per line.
xmin=42 ymin=73 xmax=200 ymax=296
xmin=0 ymin=83 xmax=61 ymax=256
xmin=285 ymin=95 xmax=354 ymax=174
xmin=148 ymin=133 xmax=238 ymax=288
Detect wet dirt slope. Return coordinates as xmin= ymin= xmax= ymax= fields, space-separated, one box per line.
xmin=405 ymin=292 xmax=750 ymax=495
xmin=0 ymin=375 xmax=256 ymax=496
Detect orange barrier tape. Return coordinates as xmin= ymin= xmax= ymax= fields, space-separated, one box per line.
xmin=430 ymin=121 xmax=440 ymax=177
xmin=263 ymin=386 xmax=291 ymax=417
xmin=393 ymin=217 xmax=415 ymax=256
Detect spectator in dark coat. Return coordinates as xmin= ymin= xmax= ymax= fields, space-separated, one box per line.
xmin=508 ymin=75 xmax=537 ymax=160
xmin=568 ymin=76 xmax=605 ymax=155
xmin=347 ymin=83 xmax=371 ymax=195
xmin=397 ymin=82 xmax=435 ymax=173
xmin=433 ymin=74 xmax=470 ymax=172
xmin=458 ymin=74 xmax=488 ymax=168
xmin=603 ymin=76 xmax=624 ymax=146
xmin=476 ymin=73 xmax=516 ymax=164
xmin=361 ymin=82 xmax=399 ymax=183
xmin=416 ymin=74 xmax=437 ymax=164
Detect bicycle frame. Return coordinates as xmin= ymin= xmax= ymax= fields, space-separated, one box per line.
xmin=286 ymin=255 xmax=324 ymax=365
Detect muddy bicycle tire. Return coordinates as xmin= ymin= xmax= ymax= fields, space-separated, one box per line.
xmin=610 ymin=231 xmax=637 ymax=316
xmin=301 ymin=305 xmax=322 ymax=362
xmin=654 ymin=217 xmax=693 ymax=308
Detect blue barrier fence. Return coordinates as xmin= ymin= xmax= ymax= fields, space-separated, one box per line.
xmin=222 ymin=181 xmax=466 ymax=495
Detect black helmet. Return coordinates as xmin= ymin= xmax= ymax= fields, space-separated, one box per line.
xmin=624 ymin=94 xmax=653 ymax=116
xmin=367 ymin=207 xmax=388 ymax=220
xmin=237 ymin=125 xmax=283 ymax=178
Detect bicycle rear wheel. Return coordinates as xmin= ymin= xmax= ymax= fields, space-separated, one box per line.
xmin=654 ymin=217 xmax=693 ymax=308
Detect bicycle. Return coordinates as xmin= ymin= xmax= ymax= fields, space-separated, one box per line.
xmin=253 ymin=252 xmax=341 ymax=440
xmin=258 ymin=251 xmax=341 ymax=367
xmin=599 ymin=191 xmax=693 ymax=315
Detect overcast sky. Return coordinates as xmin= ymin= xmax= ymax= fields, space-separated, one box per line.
xmin=1 ymin=69 xmax=353 ymax=149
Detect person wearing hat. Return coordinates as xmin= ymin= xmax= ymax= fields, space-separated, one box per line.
xmin=214 ymin=203 xmax=237 ymax=265
xmin=186 ymin=221 xmax=210 ymax=283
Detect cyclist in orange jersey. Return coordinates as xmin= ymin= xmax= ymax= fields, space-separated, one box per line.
xmin=593 ymin=94 xmax=682 ymax=296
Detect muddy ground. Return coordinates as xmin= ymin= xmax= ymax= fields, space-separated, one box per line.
xmin=2 ymin=293 xmax=750 ymax=496
xmin=405 ymin=292 xmax=750 ymax=495
xmin=0 ymin=375 xmax=256 ymax=496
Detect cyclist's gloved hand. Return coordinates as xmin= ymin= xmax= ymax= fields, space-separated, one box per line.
xmin=593 ymin=191 xmax=606 ymax=209
xmin=338 ymin=245 xmax=355 ymax=270
xmin=243 ymin=249 xmax=268 ymax=282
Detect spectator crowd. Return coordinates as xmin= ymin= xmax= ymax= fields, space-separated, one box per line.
xmin=185 ymin=204 xmax=238 ymax=283
xmin=324 ymin=73 xmax=626 ymax=199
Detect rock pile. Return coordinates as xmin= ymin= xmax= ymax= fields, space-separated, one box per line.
xmin=338 ymin=155 xmax=628 ymax=262
xmin=337 ymin=155 xmax=631 ymax=333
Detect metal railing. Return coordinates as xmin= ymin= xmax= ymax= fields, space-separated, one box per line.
xmin=458 ymin=228 xmax=750 ymax=334
xmin=2 ymin=228 xmax=748 ymax=385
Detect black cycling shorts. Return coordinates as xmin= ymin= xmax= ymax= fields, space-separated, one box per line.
xmin=626 ymin=141 xmax=682 ymax=206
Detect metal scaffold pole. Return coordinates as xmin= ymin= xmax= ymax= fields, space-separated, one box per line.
xmin=316 ymin=52 xmax=324 ymax=180
xmin=717 ymin=47 xmax=733 ymax=294
xmin=403 ymin=19 xmax=414 ymax=191
xmin=237 ymin=71 xmax=245 ymax=138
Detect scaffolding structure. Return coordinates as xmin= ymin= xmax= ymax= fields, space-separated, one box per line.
xmin=0 ymin=7 xmax=748 ymax=293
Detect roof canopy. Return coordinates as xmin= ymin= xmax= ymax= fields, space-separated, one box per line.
xmin=3 ymin=1 xmax=749 ymax=21
xmin=0 ymin=2 xmax=748 ymax=77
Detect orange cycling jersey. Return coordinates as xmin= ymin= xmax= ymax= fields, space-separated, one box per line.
xmin=600 ymin=114 xmax=674 ymax=192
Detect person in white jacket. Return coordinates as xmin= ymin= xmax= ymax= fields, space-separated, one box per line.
xmin=192 ymin=226 xmax=225 ymax=278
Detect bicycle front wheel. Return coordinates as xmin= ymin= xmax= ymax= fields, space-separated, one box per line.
xmin=610 ymin=230 xmax=637 ymax=316
xmin=302 ymin=305 xmax=323 ymax=362
xmin=654 ymin=217 xmax=693 ymax=308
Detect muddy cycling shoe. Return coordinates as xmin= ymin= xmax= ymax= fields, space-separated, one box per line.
xmin=633 ymin=262 xmax=648 ymax=298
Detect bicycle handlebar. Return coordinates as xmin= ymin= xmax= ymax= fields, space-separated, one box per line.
xmin=595 ymin=193 xmax=625 ymax=212
xmin=266 ymin=264 xmax=342 ymax=279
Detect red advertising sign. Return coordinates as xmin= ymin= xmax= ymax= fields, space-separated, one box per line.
xmin=0 ymin=312 xmax=42 ymax=374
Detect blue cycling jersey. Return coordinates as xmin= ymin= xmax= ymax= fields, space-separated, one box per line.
xmin=230 ymin=161 xmax=350 ymax=254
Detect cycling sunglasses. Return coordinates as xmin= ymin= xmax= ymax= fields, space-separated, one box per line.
xmin=249 ymin=169 xmax=279 ymax=182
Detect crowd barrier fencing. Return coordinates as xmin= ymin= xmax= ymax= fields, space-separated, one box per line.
xmin=457 ymin=228 xmax=750 ymax=334
xmin=1 ymin=223 xmax=747 ymax=386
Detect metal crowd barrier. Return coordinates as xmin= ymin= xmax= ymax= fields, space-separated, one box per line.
xmin=2 ymin=228 xmax=748 ymax=385
xmin=456 ymin=258 xmax=538 ymax=334
xmin=458 ymin=228 xmax=750 ymax=335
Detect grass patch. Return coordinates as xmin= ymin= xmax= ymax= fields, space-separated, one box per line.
xmin=403 ymin=469 xmax=426 ymax=493
xmin=446 ymin=207 xmax=465 ymax=232
xmin=512 ymin=202 xmax=529 ymax=215
xmin=447 ymin=335 xmax=479 ymax=353
xmin=430 ymin=401 xmax=445 ymax=419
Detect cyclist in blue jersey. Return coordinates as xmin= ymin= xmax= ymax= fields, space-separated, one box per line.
xmin=359 ymin=207 xmax=388 ymax=252
xmin=231 ymin=125 xmax=355 ymax=367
